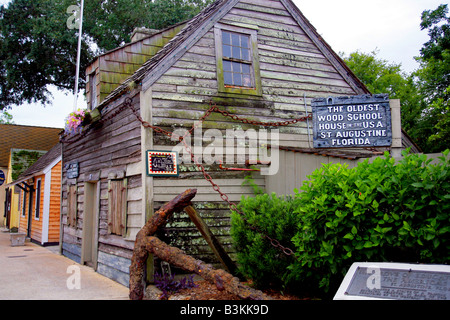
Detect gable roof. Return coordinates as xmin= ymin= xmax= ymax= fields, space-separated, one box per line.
xmin=97 ymin=0 xmax=368 ymax=109
xmin=0 ymin=124 xmax=62 ymax=167
xmin=11 ymin=143 xmax=61 ymax=184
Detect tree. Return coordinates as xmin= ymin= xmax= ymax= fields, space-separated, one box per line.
xmin=0 ymin=0 xmax=212 ymax=110
xmin=414 ymin=4 xmax=450 ymax=152
xmin=0 ymin=110 xmax=14 ymax=124
xmin=0 ymin=0 xmax=89 ymax=109
xmin=341 ymin=50 xmax=427 ymax=150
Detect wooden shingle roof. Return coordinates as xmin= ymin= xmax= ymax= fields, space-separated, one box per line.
xmin=0 ymin=124 xmax=62 ymax=167
xmin=97 ymin=0 xmax=368 ymax=110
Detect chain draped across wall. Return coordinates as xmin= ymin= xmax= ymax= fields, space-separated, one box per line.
xmin=62 ymin=96 xmax=313 ymax=258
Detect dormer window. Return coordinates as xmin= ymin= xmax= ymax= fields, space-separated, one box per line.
xmin=89 ymin=72 xmax=97 ymax=110
xmin=214 ymin=24 xmax=261 ymax=96
xmin=222 ymin=31 xmax=252 ymax=87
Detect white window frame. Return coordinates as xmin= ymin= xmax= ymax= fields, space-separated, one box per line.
xmin=34 ymin=178 xmax=42 ymax=220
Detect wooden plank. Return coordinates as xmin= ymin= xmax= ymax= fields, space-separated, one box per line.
xmin=153 ymin=185 xmax=257 ymax=195
xmin=154 ymin=178 xmax=264 ymax=187
xmin=184 ymin=205 xmax=237 ymax=274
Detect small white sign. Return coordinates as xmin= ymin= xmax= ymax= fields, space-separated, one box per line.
xmin=334 ymin=262 xmax=450 ymax=300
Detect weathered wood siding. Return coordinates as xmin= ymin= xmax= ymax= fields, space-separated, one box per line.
xmin=147 ymin=0 xmax=359 ymax=264
xmin=265 ymin=150 xmax=361 ymax=195
xmin=61 ymin=93 xmax=142 ymax=286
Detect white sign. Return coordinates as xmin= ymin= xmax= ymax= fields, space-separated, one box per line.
xmin=334 ymin=262 xmax=450 ymax=300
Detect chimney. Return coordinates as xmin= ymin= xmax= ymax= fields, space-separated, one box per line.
xmin=131 ymin=28 xmax=160 ymax=42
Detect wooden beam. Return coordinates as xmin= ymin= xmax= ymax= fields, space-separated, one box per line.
xmin=184 ymin=205 xmax=238 ymax=275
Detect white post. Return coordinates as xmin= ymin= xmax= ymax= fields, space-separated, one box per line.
xmin=73 ymin=0 xmax=84 ymax=111
xmin=390 ymin=99 xmax=402 ymax=158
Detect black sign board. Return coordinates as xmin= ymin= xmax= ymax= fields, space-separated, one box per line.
xmin=312 ymin=94 xmax=392 ymax=148
xmin=146 ymin=150 xmax=179 ymax=177
xmin=65 ymin=162 xmax=79 ymax=179
xmin=0 ymin=170 xmax=5 ymax=186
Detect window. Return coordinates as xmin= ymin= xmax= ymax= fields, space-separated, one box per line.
xmin=34 ymin=179 xmax=41 ymax=220
xmin=89 ymin=72 xmax=97 ymax=110
xmin=108 ymin=179 xmax=128 ymax=236
xmin=21 ymin=190 xmax=26 ymax=218
xmin=222 ymin=31 xmax=252 ymax=87
xmin=214 ymin=24 xmax=261 ymax=96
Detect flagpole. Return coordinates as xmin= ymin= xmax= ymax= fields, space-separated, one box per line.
xmin=73 ymin=0 xmax=84 ymax=111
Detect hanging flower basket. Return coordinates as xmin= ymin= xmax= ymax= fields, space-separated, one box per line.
xmin=64 ymin=109 xmax=91 ymax=135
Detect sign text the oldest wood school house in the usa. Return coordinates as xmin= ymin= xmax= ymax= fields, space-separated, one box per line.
xmin=312 ymin=94 xmax=392 ymax=148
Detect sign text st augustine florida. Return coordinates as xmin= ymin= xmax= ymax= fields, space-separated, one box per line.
xmin=312 ymin=94 xmax=392 ymax=148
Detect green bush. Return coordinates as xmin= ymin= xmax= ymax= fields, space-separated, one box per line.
xmin=231 ymin=150 xmax=450 ymax=297
xmin=230 ymin=193 xmax=301 ymax=289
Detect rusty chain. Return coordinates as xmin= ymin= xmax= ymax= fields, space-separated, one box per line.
xmin=126 ymin=98 xmax=310 ymax=257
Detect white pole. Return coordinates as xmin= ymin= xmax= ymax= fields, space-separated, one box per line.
xmin=73 ymin=0 xmax=84 ymax=111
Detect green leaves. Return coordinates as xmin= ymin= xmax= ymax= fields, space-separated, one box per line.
xmin=0 ymin=0 xmax=212 ymax=109
xmin=231 ymin=150 xmax=450 ymax=298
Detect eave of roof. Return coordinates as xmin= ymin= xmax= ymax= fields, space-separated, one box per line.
xmin=9 ymin=143 xmax=62 ymax=185
xmin=96 ymin=0 xmax=369 ymax=111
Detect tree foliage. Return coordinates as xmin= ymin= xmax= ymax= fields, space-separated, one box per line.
xmin=415 ymin=4 xmax=450 ymax=151
xmin=0 ymin=110 xmax=14 ymax=124
xmin=0 ymin=0 xmax=212 ymax=110
xmin=342 ymin=4 xmax=449 ymax=153
xmin=231 ymin=151 xmax=450 ymax=298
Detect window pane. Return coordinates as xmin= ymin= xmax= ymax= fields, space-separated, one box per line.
xmin=224 ymin=71 xmax=233 ymax=85
xmin=232 ymin=61 xmax=241 ymax=72
xmin=243 ymin=74 xmax=252 ymax=87
xmin=242 ymin=63 xmax=250 ymax=74
xmin=231 ymin=33 xmax=240 ymax=47
xmin=232 ymin=46 xmax=241 ymax=59
xmin=222 ymin=31 xmax=231 ymax=45
xmin=223 ymin=60 xmax=232 ymax=72
xmin=233 ymin=72 xmax=242 ymax=86
xmin=223 ymin=44 xmax=231 ymax=58
xmin=241 ymin=36 xmax=249 ymax=49
xmin=241 ymin=48 xmax=250 ymax=61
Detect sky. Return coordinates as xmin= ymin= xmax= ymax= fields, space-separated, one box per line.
xmin=0 ymin=0 xmax=446 ymax=128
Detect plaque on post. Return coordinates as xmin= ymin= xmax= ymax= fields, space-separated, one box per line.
xmin=146 ymin=150 xmax=179 ymax=177
xmin=334 ymin=262 xmax=450 ymax=300
xmin=312 ymin=94 xmax=392 ymax=148
xmin=65 ymin=162 xmax=79 ymax=179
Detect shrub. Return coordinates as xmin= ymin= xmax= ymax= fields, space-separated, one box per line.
xmin=291 ymin=150 xmax=450 ymax=295
xmin=231 ymin=150 xmax=450 ymax=297
xmin=230 ymin=193 xmax=301 ymax=289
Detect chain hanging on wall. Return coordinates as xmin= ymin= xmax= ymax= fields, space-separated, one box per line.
xmin=123 ymin=97 xmax=313 ymax=258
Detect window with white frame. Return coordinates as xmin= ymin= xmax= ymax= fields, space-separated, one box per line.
xmin=34 ymin=179 xmax=41 ymax=220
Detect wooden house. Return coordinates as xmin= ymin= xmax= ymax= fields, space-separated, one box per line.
xmin=1 ymin=124 xmax=61 ymax=230
xmin=8 ymin=144 xmax=62 ymax=246
xmin=60 ymin=0 xmax=418 ymax=287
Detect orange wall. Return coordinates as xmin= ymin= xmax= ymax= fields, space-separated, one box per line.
xmin=18 ymin=161 xmax=61 ymax=244
xmin=48 ymin=162 xmax=61 ymax=243
xmin=18 ymin=176 xmax=43 ymax=242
